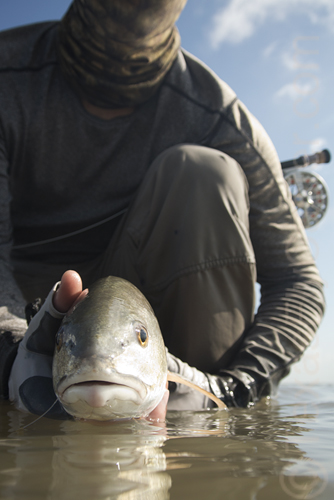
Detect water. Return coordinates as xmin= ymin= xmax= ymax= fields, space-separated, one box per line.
xmin=0 ymin=384 xmax=333 ymax=500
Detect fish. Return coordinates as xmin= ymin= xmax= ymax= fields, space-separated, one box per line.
xmin=52 ymin=276 xmax=226 ymax=421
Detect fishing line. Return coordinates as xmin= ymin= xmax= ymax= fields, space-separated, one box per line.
xmin=18 ymin=398 xmax=60 ymax=431
xmin=12 ymin=208 xmax=128 ymax=249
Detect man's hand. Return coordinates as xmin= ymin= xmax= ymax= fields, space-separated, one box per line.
xmin=146 ymin=388 xmax=169 ymax=421
xmin=53 ymin=270 xmax=85 ymax=313
xmin=167 ymin=351 xmax=217 ymax=410
xmin=8 ymin=271 xmax=83 ymax=418
xmin=167 ymin=351 xmax=256 ymax=409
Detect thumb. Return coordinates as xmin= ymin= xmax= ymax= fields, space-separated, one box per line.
xmin=53 ymin=270 xmax=83 ymax=313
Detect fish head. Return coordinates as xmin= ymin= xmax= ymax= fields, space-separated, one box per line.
xmin=52 ymin=277 xmax=167 ymax=421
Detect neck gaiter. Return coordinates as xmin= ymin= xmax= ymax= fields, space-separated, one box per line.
xmin=58 ymin=0 xmax=187 ymax=108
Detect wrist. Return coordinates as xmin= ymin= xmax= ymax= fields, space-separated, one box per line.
xmin=207 ymin=372 xmax=258 ymax=408
xmin=0 ymin=330 xmax=23 ymax=399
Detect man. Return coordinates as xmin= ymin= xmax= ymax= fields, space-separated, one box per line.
xmin=0 ymin=0 xmax=325 ymax=418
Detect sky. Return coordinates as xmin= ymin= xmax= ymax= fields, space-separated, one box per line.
xmin=0 ymin=0 xmax=333 ymax=386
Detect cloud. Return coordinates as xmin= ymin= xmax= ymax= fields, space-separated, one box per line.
xmin=281 ymin=52 xmax=299 ymax=71
xmin=309 ymin=137 xmax=327 ymax=153
xmin=275 ymin=82 xmax=314 ymax=100
xmin=262 ymin=40 xmax=279 ymax=59
xmin=209 ymin=0 xmax=334 ymax=47
xmin=280 ymin=46 xmax=320 ymax=72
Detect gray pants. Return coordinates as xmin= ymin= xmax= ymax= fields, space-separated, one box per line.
xmin=14 ymin=145 xmax=256 ymax=373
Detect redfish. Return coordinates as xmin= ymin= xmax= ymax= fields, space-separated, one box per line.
xmin=53 ymin=277 xmax=225 ymax=420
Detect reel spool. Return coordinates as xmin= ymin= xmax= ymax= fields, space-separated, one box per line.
xmin=284 ymin=170 xmax=328 ymax=228
xmin=281 ymin=149 xmax=330 ymax=229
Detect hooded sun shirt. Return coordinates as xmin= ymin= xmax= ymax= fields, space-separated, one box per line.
xmin=57 ymin=0 xmax=187 ymax=108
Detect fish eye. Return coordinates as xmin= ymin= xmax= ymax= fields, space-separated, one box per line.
xmin=55 ymin=327 xmax=64 ymax=352
xmin=135 ymin=325 xmax=149 ymax=347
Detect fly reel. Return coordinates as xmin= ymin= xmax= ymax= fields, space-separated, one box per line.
xmin=281 ymin=149 xmax=330 ymax=229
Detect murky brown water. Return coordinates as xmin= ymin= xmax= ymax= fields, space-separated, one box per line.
xmin=0 ymin=384 xmax=333 ymax=500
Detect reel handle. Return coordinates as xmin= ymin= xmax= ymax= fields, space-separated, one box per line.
xmin=281 ymin=149 xmax=331 ymax=170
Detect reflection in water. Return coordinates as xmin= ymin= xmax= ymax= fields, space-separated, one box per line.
xmin=0 ymin=412 xmax=171 ymax=500
xmin=165 ymin=400 xmax=331 ymax=499
xmin=49 ymin=431 xmax=171 ymax=500
xmin=0 ymin=385 xmax=333 ymax=500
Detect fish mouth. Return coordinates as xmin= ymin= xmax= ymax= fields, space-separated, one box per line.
xmin=56 ymin=371 xmax=148 ymax=410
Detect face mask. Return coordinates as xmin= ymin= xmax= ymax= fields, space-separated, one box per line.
xmin=58 ymin=0 xmax=187 ymax=108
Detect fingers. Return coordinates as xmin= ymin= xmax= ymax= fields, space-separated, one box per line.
xmin=53 ymin=270 xmax=83 ymax=313
xmin=147 ymin=389 xmax=169 ymax=421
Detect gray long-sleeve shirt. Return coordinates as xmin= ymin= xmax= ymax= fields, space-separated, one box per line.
xmin=0 ymin=22 xmax=325 ymax=396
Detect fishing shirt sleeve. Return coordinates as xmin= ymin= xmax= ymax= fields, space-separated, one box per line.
xmin=0 ymin=129 xmax=27 ymax=330
xmin=208 ymin=95 xmax=325 ymax=403
xmin=0 ymin=128 xmax=27 ymax=397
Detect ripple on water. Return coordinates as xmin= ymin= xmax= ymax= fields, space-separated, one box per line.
xmin=0 ymin=384 xmax=333 ymax=499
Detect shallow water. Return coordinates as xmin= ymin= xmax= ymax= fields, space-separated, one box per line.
xmin=0 ymin=384 xmax=333 ymax=500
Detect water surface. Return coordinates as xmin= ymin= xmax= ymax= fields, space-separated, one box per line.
xmin=0 ymin=384 xmax=333 ymax=499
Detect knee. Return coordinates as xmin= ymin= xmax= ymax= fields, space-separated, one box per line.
xmin=151 ymin=144 xmax=249 ymax=208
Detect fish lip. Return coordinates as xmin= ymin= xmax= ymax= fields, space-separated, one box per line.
xmin=56 ymin=370 xmax=148 ymax=400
